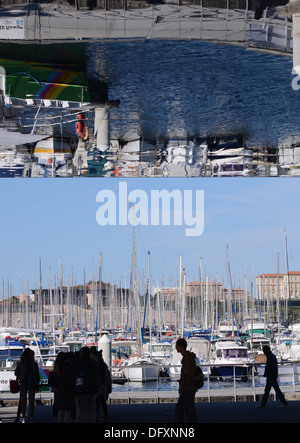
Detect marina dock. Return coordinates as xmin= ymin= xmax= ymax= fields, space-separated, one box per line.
xmin=0 ymin=1 xmax=293 ymax=56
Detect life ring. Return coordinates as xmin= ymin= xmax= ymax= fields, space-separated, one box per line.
xmin=111 ymin=167 xmax=120 ymax=176
xmin=81 ymin=126 xmax=89 ymax=140
xmin=76 ymin=120 xmax=84 ymax=134
xmin=76 ymin=113 xmax=87 ymax=138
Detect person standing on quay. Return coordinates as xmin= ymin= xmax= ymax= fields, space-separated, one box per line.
xmin=15 ymin=348 xmax=40 ymax=423
xmin=175 ymin=338 xmax=198 ymax=423
xmin=259 ymin=345 xmax=288 ymax=408
xmin=74 ymin=346 xmax=99 ymax=423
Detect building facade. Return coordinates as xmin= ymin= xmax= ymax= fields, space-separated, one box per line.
xmin=256 ymin=271 xmax=300 ymax=300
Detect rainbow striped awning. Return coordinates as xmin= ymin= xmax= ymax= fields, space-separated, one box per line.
xmin=0 ymin=59 xmax=90 ymax=102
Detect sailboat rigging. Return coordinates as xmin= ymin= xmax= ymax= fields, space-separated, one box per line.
xmin=122 ymin=203 xmax=161 ymax=382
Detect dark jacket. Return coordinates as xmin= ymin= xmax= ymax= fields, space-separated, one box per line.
xmin=75 ymin=357 xmax=99 ymax=395
xmin=179 ymin=351 xmax=197 ymax=394
xmin=98 ymin=358 xmax=112 ymax=397
xmin=263 ymin=352 xmax=278 ymax=379
xmin=15 ymin=361 xmax=40 ymax=391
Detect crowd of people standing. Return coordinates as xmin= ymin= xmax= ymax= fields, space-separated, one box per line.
xmin=51 ymin=346 xmax=112 ymax=423
xmin=13 ymin=339 xmax=288 ymax=424
xmin=14 ymin=346 xmax=111 ymax=423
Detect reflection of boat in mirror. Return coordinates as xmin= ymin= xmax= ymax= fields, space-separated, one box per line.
xmin=0 ymin=144 xmax=32 ymax=177
xmin=206 ymin=136 xmax=253 ymax=176
xmin=0 ymin=56 xmax=120 ymax=176
xmin=213 ymin=163 xmax=251 ymax=177
xmin=278 ymin=137 xmax=300 ymax=176
xmin=0 ymin=55 xmax=298 ymax=177
xmin=0 ymin=60 xmax=92 ymax=106
xmin=32 ymin=136 xmax=74 ymax=177
xmin=0 ymin=129 xmax=295 ymax=177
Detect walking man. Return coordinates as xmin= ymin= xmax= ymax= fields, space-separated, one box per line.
xmin=259 ymin=345 xmax=288 ymax=408
xmin=175 ymin=338 xmax=198 ymax=423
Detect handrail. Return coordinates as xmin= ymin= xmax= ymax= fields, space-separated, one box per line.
xmin=1 ymin=360 xmax=300 ymax=404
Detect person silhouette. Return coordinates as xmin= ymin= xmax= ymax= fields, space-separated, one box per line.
xmin=259 ymin=345 xmax=288 ymax=408
xmin=174 ymin=338 xmax=198 ymax=423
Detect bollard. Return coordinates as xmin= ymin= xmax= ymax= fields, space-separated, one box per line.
xmin=94 ymin=107 xmax=109 ymax=152
xmin=98 ymin=334 xmax=111 ymax=367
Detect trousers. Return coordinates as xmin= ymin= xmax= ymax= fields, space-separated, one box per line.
xmin=175 ymin=390 xmax=197 ymax=423
xmin=17 ymin=386 xmax=36 ymax=419
xmin=261 ymin=377 xmax=287 ymax=406
xmin=75 ymin=393 xmax=97 ymax=423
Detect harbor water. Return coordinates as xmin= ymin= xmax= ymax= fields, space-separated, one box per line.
xmin=6 ymin=39 xmax=299 ymax=149
xmin=1 ymin=36 xmax=299 ymax=176
xmin=86 ymin=40 xmax=298 ymax=148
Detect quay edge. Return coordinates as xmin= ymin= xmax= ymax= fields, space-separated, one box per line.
xmin=2 ymin=388 xmax=300 ymax=406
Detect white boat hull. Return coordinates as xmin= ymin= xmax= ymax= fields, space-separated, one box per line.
xmin=123 ymin=363 xmax=161 ymax=382
xmin=257 ymin=361 xmax=300 ymax=384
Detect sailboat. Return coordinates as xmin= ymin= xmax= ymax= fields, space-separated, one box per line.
xmin=122 ymin=205 xmax=161 ymax=382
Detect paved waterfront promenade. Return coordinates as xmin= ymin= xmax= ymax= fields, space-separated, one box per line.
xmin=1 ymin=399 xmax=300 ymax=424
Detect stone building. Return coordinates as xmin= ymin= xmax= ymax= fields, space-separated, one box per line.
xmin=256 ymin=271 xmax=300 ymax=300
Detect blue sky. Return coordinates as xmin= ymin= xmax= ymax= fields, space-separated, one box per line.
xmin=0 ymin=177 xmax=299 ymax=296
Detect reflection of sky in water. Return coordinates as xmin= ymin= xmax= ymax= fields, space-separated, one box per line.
xmin=87 ymin=40 xmax=297 ymax=146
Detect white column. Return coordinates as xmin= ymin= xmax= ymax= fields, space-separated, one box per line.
xmin=94 ymin=107 xmax=109 ymax=152
xmin=98 ymin=333 xmax=111 ymax=367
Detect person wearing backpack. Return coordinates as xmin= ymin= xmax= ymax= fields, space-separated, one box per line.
xmin=174 ymin=338 xmax=198 ymax=423
xmin=96 ymin=349 xmax=112 ymax=420
xmin=14 ymin=348 xmax=40 ymax=423
xmin=74 ymin=347 xmax=99 ymax=423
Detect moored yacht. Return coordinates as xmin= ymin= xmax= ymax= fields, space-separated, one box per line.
xmin=122 ymin=354 xmax=162 ymax=382
xmin=210 ymin=338 xmax=251 ymax=379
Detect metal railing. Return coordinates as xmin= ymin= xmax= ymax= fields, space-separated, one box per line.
xmin=109 ymin=360 xmax=300 ymax=402
xmin=0 ymin=1 xmax=293 ymax=53
xmin=1 ymin=360 xmax=300 ymax=404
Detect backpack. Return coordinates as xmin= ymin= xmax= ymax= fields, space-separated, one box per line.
xmin=26 ymin=363 xmax=40 ymax=390
xmin=193 ymin=365 xmax=204 ymax=390
xmin=75 ymin=364 xmax=91 ymax=394
xmin=104 ymin=366 xmax=112 ymax=394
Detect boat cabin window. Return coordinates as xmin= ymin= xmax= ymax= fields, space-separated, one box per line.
xmin=222 ymin=349 xmax=248 ymax=358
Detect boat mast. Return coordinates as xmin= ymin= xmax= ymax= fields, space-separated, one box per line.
xmin=39 ymin=258 xmax=43 ymax=329
xmin=199 ymin=257 xmax=203 ymax=329
xmin=156 ymin=262 xmax=161 ymax=340
xmin=147 ymin=251 xmax=152 ymax=349
xmin=284 ymin=227 xmax=292 ymax=325
xmin=277 ymin=251 xmax=280 ymax=343
xmin=227 ymin=246 xmax=239 ymax=338
xmin=131 ymin=203 xmax=142 ymax=356
xmin=179 ymin=255 xmax=184 ymax=337
xmin=95 ymin=252 xmax=102 ymax=343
